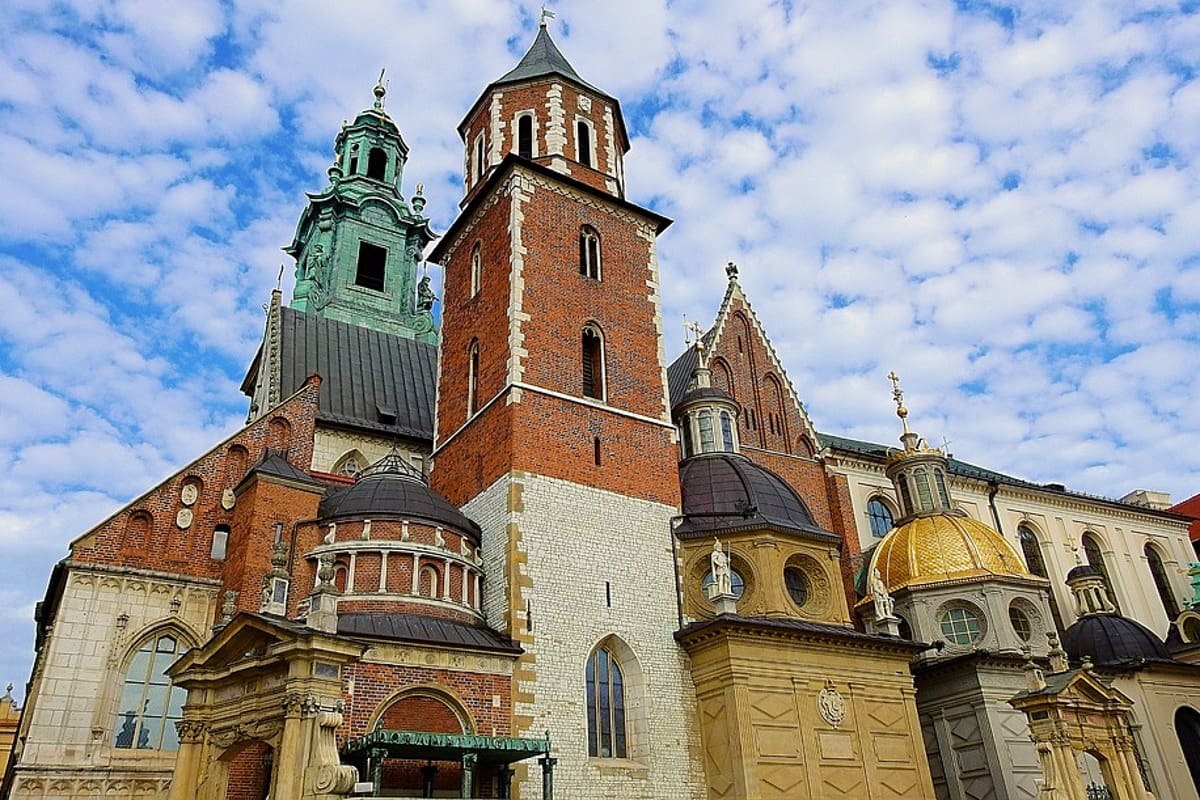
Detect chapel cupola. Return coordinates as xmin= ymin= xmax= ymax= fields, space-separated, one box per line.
xmin=457 ymin=18 xmax=631 ymax=202
xmin=673 ymin=325 xmax=740 ymax=458
xmin=285 ymin=75 xmax=439 ymax=342
xmin=883 ymin=372 xmax=955 ymax=522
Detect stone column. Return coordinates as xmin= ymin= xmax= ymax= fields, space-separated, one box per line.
xmin=379 ymin=551 xmax=388 ymax=592
xmin=461 ymin=752 xmax=477 ymax=798
xmin=273 ymin=693 xmax=311 ymax=800
xmin=412 ymin=554 xmax=420 ymax=594
xmin=443 ymin=558 xmax=452 ymax=599
xmin=370 ymin=748 xmax=387 ymax=795
xmin=166 ymin=720 xmax=207 ymax=800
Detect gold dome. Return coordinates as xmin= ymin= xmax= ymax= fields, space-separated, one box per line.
xmin=869 ymin=513 xmax=1032 ymax=594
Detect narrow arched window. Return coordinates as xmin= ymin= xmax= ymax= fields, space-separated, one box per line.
xmin=349 ymin=143 xmax=359 ymax=175
xmin=467 ymin=340 xmax=480 ymax=417
xmin=867 ymin=497 xmax=894 ymax=538
xmin=1018 ymin=525 xmax=1047 ymax=577
xmin=579 ymin=226 xmax=601 ymax=280
xmin=582 ymin=326 xmax=604 ymax=400
xmin=585 ymin=646 xmax=627 ymax=758
xmin=577 ymin=120 xmax=593 ymax=167
xmin=518 ymin=114 xmax=534 ymax=159
xmin=419 ymin=564 xmax=440 ymax=597
xmin=897 ymin=478 xmax=914 ymax=517
xmin=1082 ymin=532 xmax=1120 ymax=612
xmin=698 ymin=411 xmax=715 ymax=453
xmin=913 ymin=469 xmax=933 ymax=511
xmin=114 ymin=633 xmax=187 ymax=751
xmin=470 ymin=242 xmax=482 ymax=298
xmin=367 ymin=147 xmax=387 ymax=180
xmin=1146 ymin=544 xmax=1180 ymax=619
xmin=474 ymin=134 xmax=485 ymax=182
xmin=933 ymin=469 xmax=950 ymax=506
xmin=681 ymin=425 xmax=694 ymax=459
xmin=719 ymin=411 xmax=734 ymax=452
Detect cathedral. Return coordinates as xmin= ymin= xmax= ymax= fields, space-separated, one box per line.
xmin=7 ymin=22 xmax=1200 ymax=800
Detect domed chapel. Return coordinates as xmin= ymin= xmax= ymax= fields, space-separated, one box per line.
xmin=7 ymin=21 xmax=1200 ymax=800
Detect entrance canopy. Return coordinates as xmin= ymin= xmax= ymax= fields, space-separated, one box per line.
xmin=344 ymin=729 xmax=551 ymax=765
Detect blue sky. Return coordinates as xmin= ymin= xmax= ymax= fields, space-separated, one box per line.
xmin=0 ymin=0 xmax=1198 ymax=689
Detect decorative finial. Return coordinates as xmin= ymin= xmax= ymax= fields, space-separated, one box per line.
xmin=726 ymin=261 xmax=739 ymax=280
xmin=887 ymin=371 xmax=911 ymax=435
xmin=373 ymin=69 xmax=387 ymax=110
xmin=539 ymin=5 xmax=557 ymax=27
xmin=276 ymin=264 xmax=285 ymax=289
xmin=411 ymin=182 xmax=426 ymax=215
xmin=683 ymin=317 xmax=705 ymax=347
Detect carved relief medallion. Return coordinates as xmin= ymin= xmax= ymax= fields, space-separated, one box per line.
xmin=176 ymin=508 xmax=194 ymax=529
xmin=180 ymin=483 xmax=199 ymax=506
xmin=817 ymin=680 xmax=847 ymax=728
xmin=221 ymin=488 xmax=236 ymax=510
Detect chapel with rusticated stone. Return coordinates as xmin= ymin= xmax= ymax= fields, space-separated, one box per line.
xmin=8 ymin=21 xmax=1200 ymax=800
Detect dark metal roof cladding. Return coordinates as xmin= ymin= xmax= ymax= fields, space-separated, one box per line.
xmin=338 ymin=613 xmax=521 ymax=654
xmin=1061 ymin=612 xmax=1171 ymax=667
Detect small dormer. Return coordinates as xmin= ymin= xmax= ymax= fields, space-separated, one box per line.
xmin=457 ymin=21 xmax=631 ymax=203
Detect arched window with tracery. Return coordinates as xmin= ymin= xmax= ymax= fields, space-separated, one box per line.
xmin=579 ymin=226 xmax=601 ymax=280
xmin=582 ymin=325 xmax=605 ymax=400
xmin=1018 ymin=525 xmax=1047 ymax=577
xmin=1146 ymin=543 xmax=1180 ymax=619
xmin=585 ymin=645 xmax=626 ymax=758
xmin=867 ymin=497 xmax=894 ymax=538
xmin=334 ymin=451 xmax=364 ymax=478
xmin=114 ymin=631 xmax=188 ymax=751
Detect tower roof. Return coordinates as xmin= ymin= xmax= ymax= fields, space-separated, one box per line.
xmin=493 ymin=24 xmax=602 ymax=94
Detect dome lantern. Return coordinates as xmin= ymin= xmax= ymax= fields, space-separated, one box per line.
xmin=883 ymin=372 xmax=954 ymax=522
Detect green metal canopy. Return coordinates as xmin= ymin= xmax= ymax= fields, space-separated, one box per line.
xmin=343 ymin=728 xmax=551 ymax=765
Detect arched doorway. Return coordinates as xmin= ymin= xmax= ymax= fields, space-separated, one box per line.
xmin=374 ymin=690 xmax=471 ymax=797
xmin=1176 ymin=706 xmax=1200 ymax=794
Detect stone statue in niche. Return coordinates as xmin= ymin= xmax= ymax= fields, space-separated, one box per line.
xmin=709 ymin=538 xmax=732 ymax=598
xmin=416 ymin=274 xmax=435 ymax=312
xmin=870 ymin=567 xmax=896 ymax=620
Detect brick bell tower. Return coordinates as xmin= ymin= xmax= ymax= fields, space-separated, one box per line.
xmin=429 ymin=21 xmax=704 ymax=800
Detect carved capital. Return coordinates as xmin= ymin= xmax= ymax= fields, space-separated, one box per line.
xmin=175 ymin=719 xmax=208 ymax=744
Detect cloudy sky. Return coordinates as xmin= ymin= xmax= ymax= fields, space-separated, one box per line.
xmin=0 ymin=0 xmax=1197 ymax=687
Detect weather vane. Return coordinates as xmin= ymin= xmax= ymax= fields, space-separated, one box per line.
xmin=540 ymin=4 xmax=556 ymax=27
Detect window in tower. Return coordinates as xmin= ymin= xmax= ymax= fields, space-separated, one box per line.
xmin=582 ymin=325 xmax=605 ymax=400
xmin=1146 ymin=543 xmax=1180 ymax=619
xmin=349 ymin=143 xmax=359 ymax=175
xmin=579 ymin=226 xmax=601 ymax=279
xmin=784 ymin=567 xmax=809 ymax=608
xmin=933 ymin=469 xmax=950 ymax=506
xmin=577 ymin=119 xmax=593 ymax=167
xmin=698 ymin=411 xmax=715 ymax=453
xmin=867 ymin=497 xmax=894 ymax=537
xmin=913 ymin=469 xmax=934 ymax=511
xmin=897 ymin=477 xmax=914 ymax=516
xmin=467 ymin=340 xmax=480 ymax=417
xmin=719 ymin=411 xmax=734 ymax=452
xmin=470 ymin=242 xmax=482 ymax=298
xmin=938 ymin=605 xmax=983 ymax=646
xmin=355 ymin=242 xmax=387 ymax=291
xmin=367 ymin=147 xmax=387 ymax=180
xmin=473 ymin=133 xmax=486 ymax=182
xmin=585 ymin=645 xmax=627 ymax=759
xmin=518 ymin=113 xmax=534 ymax=158
xmin=114 ymin=632 xmax=187 ymax=751
xmin=681 ymin=425 xmax=694 ymax=459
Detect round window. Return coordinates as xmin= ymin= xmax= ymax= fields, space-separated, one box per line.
xmin=784 ymin=567 xmax=809 ymax=608
xmin=702 ymin=569 xmax=745 ymax=599
xmin=939 ymin=606 xmax=983 ymax=646
xmin=1009 ymin=604 xmax=1033 ymax=642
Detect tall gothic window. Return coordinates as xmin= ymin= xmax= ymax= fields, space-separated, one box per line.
xmin=719 ymin=411 xmax=734 ymax=452
xmin=1146 ymin=544 xmax=1180 ymax=619
xmin=367 ymin=147 xmax=387 ymax=180
xmin=1082 ymin=532 xmax=1120 ymax=612
xmin=473 ymin=134 xmax=485 ymax=182
xmin=467 ymin=340 xmax=480 ymax=417
xmin=585 ymin=646 xmax=627 ymax=759
xmin=867 ymin=497 xmax=894 ymax=538
xmin=114 ymin=633 xmax=187 ymax=751
xmin=579 ymin=226 xmax=601 ymax=279
xmin=582 ymin=325 xmax=604 ymax=400
xmin=470 ymin=242 xmax=482 ymax=298
xmin=1018 ymin=525 xmax=1047 ymax=577
xmin=577 ymin=120 xmax=593 ymax=167
xmin=518 ymin=114 xmax=534 ymax=159
xmin=698 ymin=411 xmax=715 ymax=452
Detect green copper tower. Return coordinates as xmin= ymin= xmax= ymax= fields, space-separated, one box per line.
xmin=286 ymin=76 xmax=439 ymax=343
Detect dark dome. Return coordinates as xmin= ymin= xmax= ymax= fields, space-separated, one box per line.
xmin=1066 ymin=563 xmax=1102 ymax=582
xmin=676 ymin=453 xmax=834 ymax=539
xmin=1061 ymin=613 xmax=1170 ymax=666
xmin=318 ymin=454 xmax=480 ymax=542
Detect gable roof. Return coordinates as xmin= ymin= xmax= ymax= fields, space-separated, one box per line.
xmin=244 ymin=307 xmax=437 ymax=441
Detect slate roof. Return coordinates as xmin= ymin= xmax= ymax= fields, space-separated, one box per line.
xmin=1061 ymin=612 xmax=1171 ymax=667
xmin=243 ymin=449 xmax=322 ymax=488
xmin=338 ymin=613 xmax=522 ymax=654
xmin=819 ymin=432 xmax=1041 ymax=488
xmin=275 ymin=307 xmax=437 ymax=440
xmin=494 ymin=25 xmax=604 ymax=96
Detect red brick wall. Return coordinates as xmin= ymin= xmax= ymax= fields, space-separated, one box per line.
xmin=225 ymin=740 xmax=273 ymax=800
xmin=341 ymin=662 xmax=511 ymax=740
xmin=71 ymin=379 xmax=320 ymax=587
